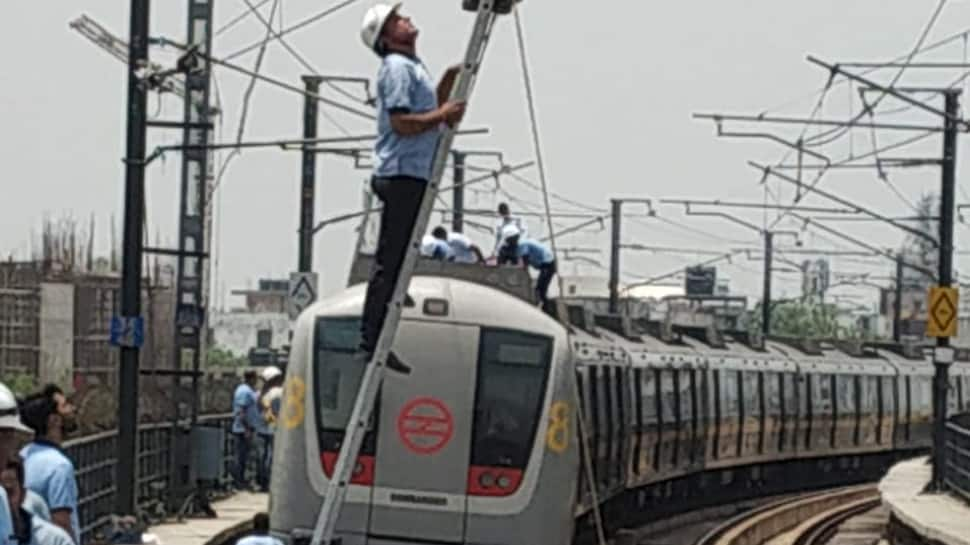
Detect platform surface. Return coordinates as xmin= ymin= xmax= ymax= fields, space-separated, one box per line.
xmin=879 ymin=457 xmax=970 ymax=545
xmin=146 ymin=492 xmax=269 ymax=545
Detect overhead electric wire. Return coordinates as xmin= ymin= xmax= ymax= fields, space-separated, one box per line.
xmin=240 ymin=0 xmax=369 ymax=110
xmin=215 ymin=0 xmax=273 ymax=36
xmin=225 ymin=0 xmax=361 ymax=61
xmin=514 ymin=4 xmax=563 ymax=295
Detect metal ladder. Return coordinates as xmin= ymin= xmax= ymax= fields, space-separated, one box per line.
xmin=309 ymin=3 xmax=511 ymax=544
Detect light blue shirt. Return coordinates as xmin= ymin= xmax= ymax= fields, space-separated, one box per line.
xmin=10 ymin=510 xmax=74 ymax=545
xmin=23 ymin=491 xmax=49 ymax=522
xmin=374 ymin=52 xmax=441 ymax=181
xmin=494 ymin=216 xmax=527 ymax=254
xmin=237 ymin=535 xmax=284 ymax=545
xmin=19 ymin=442 xmax=79 ymax=545
xmin=1 ymin=487 xmax=13 ymax=545
xmin=515 ymin=239 xmax=554 ymax=268
xmin=232 ymin=383 xmax=262 ymax=434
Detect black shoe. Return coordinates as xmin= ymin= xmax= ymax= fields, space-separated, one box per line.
xmin=355 ymin=350 xmax=412 ymax=374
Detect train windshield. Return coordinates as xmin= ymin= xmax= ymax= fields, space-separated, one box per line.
xmin=314 ymin=317 xmax=368 ymax=434
xmin=471 ymin=328 xmax=553 ymax=468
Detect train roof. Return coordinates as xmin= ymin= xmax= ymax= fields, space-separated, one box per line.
xmin=297 ymin=275 xmax=567 ymax=340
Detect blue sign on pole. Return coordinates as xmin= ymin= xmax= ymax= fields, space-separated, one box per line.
xmin=110 ymin=316 xmax=145 ymax=348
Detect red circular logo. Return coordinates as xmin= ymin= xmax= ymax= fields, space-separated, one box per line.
xmin=396 ymin=397 xmax=454 ymax=455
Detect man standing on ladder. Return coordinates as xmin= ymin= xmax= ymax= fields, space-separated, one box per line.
xmin=358 ymin=3 xmax=467 ymax=358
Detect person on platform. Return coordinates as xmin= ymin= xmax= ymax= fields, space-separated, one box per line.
xmin=257 ymin=366 xmax=284 ymax=492
xmin=0 ymin=384 xmax=49 ymax=529
xmin=2 ymin=458 xmax=73 ymax=545
xmin=235 ymin=513 xmax=283 ymax=545
xmin=357 ymin=2 xmax=467 ymax=359
xmin=231 ymin=371 xmax=262 ymax=491
xmin=18 ymin=386 xmax=79 ymax=543
xmin=500 ymin=225 xmax=558 ymax=306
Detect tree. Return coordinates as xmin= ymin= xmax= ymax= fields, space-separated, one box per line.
xmin=205 ymin=346 xmax=248 ymax=368
xmin=748 ymin=299 xmax=868 ymax=339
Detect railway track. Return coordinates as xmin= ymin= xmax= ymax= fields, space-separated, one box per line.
xmin=686 ymin=485 xmax=883 ymax=545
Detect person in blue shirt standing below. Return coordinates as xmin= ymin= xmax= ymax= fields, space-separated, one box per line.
xmin=231 ymin=371 xmax=261 ymax=491
xmin=500 ymin=225 xmax=557 ymax=306
xmin=357 ymin=3 xmax=467 ymax=359
xmin=18 ymin=386 xmax=79 ymax=544
xmin=2 ymin=458 xmax=73 ymax=545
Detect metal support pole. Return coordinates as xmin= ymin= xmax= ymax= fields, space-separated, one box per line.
xmin=117 ymin=0 xmax=150 ymax=516
xmin=609 ymin=199 xmax=621 ymax=314
xmin=893 ymin=254 xmax=903 ymax=343
xmin=299 ymin=75 xmax=323 ymax=272
xmin=932 ymin=90 xmax=960 ymax=491
xmin=452 ymin=151 xmax=465 ymax=233
xmin=763 ymin=231 xmax=773 ymax=336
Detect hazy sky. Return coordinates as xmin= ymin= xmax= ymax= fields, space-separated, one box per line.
xmin=3 ymin=1 xmax=970 ymax=310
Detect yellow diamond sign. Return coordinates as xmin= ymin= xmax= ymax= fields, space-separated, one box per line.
xmin=926 ymin=286 xmax=959 ymax=338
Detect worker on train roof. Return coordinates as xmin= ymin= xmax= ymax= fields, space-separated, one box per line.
xmin=357 ymin=2 xmax=467 ymax=358
xmin=500 ymin=224 xmax=557 ymax=306
xmin=435 ymin=226 xmax=486 ymax=264
xmin=493 ymin=202 xmax=527 ymax=257
xmin=420 ymin=227 xmax=455 ymax=261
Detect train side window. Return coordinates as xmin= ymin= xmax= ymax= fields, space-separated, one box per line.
xmin=836 ymin=375 xmax=854 ymax=416
xmin=588 ymin=366 xmax=600 ymax=450
xmin=743 ymin=371 xmax=759 ymax=418
xmin=471 ymin=329 xmax=553 ymax=469
xmin=813 ymin=374 xmax=832 ymax=414
xmin=882 ymin=376 xmax=895 ymax=415
xmin=783 ymin=373 xmax=798 ymax=416
xmin=721 ymin=370 xmax=739 ymax=417
xmin=632 ymin=368 xmax=643 ymax=476
xmin=680 ymin=369 xmax=693 ymax=426
xmin=765 ymin=372 xmax=780 ymax=416
xmin=642 ymin=368 xmax=658 ymax=425
xmin=964 ymin=376 xmax=970 ymax=411
xmin=864 ymin=376 xmax=879 ymax=413
xmin=660 ymin=370 xmax=677 ymax=425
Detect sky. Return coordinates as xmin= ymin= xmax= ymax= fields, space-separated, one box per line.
xmin=2 ymin=1 xmax=970 ymax=312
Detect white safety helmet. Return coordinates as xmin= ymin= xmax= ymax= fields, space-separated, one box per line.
xmin=501 ymin=224 xmax=521 ymax=242
xmin=261 ymin=366 xmax=283 ymax=382
xmin=0 ymin=382 xmax=31 ymax=434
xmin=360 ymin=2 xmax=403 ymax=55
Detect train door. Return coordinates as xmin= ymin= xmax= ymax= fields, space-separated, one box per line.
xmin=834 ymin=374 xmax=857 ymax=448
xmin=880 ymin=375 xmax=896 ymax=447
xmin=781 ymin=372 xmax=799 ymax=454
xmin=810 ymin=374 xmax=834 ymax=452
xmin=739 ymin=370 xmax=761 ymax=459
xmin=763 ymin=372 xmax=781 ymax=457
xmin=370 ymin=320 xmax=478 ymax=543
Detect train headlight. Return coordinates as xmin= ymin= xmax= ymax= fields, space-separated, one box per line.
xmin=478 ymin=472 xmax=495 ymax=488
xmin=497 ymin=475 xmax=511 ymax=489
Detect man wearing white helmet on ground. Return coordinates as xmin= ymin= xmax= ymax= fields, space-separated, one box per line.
xmin=1 ymin=383 xmax=40 ymax=545
xmin=257 ymin=367 xmax=283 ymax=492
xmin=357 ymin=2 xmax=467 ymax=358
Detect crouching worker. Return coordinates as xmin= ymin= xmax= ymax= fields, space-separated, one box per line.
xmin=2 ymin=458 xmax=73 ymax=545
xmin=500 ymin=225 xmax=557 ymax=306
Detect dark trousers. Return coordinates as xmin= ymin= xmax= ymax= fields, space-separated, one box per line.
xmin=232 ymin=432 xmax=251 ymax=488
xmin=535 ymin=260 xmax=557 ymax=304
xmin=257 ymin=433 xmax=273 ymax=491
xmin=361 ymin=175 xmax=427 ymax=353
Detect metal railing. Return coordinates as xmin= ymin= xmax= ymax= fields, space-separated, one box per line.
xmin=944 ymin=413 xmax=970 ymax=504
xmin=65 ymin=413 xmax=236 ymax=543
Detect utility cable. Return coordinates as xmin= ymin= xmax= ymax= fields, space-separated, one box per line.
xmin=240 ymin=0 xmax=368 ymax=109
xmin=515 ymin=6 xmax=560 ymax=271
xmin=210 ymin=0 xmax=280 ymax=198
xmin=215 ymin=0 xmax=273 ymax=37
xmin=225 ymin=0 xmax=361 ymax=62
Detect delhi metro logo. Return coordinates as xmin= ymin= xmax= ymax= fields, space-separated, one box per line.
xmin=396 ymin=397 xmax=454 ymax=455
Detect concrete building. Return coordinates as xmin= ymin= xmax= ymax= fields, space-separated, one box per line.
xmin=211 ymin=278 xmax=291 ymax=366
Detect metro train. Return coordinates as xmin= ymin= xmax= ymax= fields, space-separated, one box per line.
xmin=269 ymin=275 xmax=970 ymax=545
